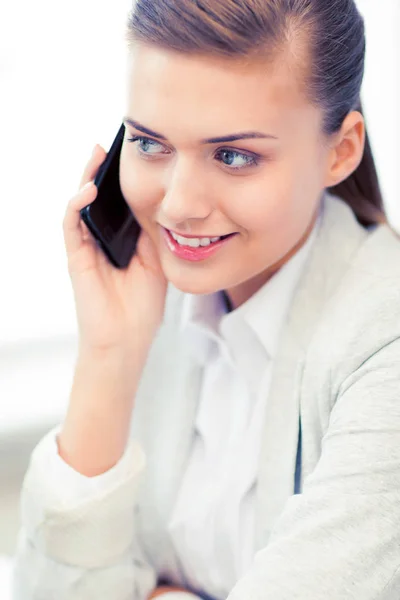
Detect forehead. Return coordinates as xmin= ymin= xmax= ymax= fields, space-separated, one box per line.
xmin=125 ymin=44 xmax=318 ymax=139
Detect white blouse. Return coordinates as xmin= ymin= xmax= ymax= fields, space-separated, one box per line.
xmin=40 ymin=214 xmax=320 ymax=600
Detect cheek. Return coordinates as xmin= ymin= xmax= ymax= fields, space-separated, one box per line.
xmin=119 ymin=159 xmax=159 ymax=218
xmin=223 ymin=161 xmax=318 ymax=249
xmin=223 ymin=172 xmax=296 ymax=236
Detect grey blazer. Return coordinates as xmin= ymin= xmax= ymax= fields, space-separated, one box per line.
xmin=13 ymin=192 xmax=400 ymax=600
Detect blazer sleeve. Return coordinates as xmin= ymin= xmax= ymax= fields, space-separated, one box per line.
xmin=227 ymin=337 xmax=400 ymax=600
xmin=11 ymin=427 xmax=157 ymax=600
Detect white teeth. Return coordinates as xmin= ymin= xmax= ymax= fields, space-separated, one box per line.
xmin=170 ymin=231 xmax=222 ymax=247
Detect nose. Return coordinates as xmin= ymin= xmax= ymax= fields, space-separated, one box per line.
xmin=158 ymin=158 xmax=212 ymax=228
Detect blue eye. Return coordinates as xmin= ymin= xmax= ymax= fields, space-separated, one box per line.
xmin=214 ymin=149 xmax=259 ymax=171
xmin=127 ymin=135 xmax=260 ymax=171
xmin=127 ymin=136 xmax=165 ymax=155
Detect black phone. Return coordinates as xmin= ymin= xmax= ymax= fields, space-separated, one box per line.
xmin=80 ymin=122 xmax=141 ymax=269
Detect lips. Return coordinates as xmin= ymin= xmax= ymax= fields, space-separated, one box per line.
xmin=168 ymin=229 xmax=235 ymax=240
xmin=162 ymin=227 xmax=238 ymax=262
xmin=168 ymin=229 xmax=237 ymax=247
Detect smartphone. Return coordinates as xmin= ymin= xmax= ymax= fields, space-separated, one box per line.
xmin=80 ymin=122 xmax=141 ymax=268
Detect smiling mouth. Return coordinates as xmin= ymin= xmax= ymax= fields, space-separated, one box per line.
xmin=162 ymin=227 xmax=238 ymax=260
xmin=166 ymin=228 xmax=236 ymax=240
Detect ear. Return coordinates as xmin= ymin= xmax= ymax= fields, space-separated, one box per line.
xmin=324 ymin=111 xmax=365 ymax=188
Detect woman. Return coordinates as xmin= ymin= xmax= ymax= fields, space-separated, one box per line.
xmin=12 ymin=1 xmax=400 ymax=599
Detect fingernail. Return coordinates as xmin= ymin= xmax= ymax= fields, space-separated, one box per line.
xmin=82 ymin=181 xmax=93 ymax=191
xmin=92 ymin=144 xmax=98 ymax=156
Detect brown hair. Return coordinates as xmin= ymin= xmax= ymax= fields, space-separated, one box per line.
xmin=125 ymin=0 xmax=387 ymax=229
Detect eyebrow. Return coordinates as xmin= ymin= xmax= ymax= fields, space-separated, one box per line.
xmin=123 ymin=117 xmax=279 ymax=144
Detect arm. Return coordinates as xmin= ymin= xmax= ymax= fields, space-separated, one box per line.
xmin=227 ymin=338 xmax=400 ymax=600
xmin=12 ymin=349 xmax=158 ymax=600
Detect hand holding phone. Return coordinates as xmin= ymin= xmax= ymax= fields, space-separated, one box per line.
xmin=62 ymin=132 xmax=169 ymax=354
xmin=80 ymin=123 xmax=139 ymax=269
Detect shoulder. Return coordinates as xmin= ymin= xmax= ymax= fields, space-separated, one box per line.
xmin=352 ymin=222 xmax=400 ymax=283
xmin=309 ymin=221 xmax=400 ymax=381
xmin=331 ymin=222 xmax=400 ymax=326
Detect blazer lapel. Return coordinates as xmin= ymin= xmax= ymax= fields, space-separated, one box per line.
xmin=133 ymin=313 xmax=205 ymax=579
xmin=254 ymin=192 xmax=368 ymax=551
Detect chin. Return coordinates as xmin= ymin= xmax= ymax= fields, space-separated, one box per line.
xmin=170 ymin=279 xmax=220 ymax=296
xmin=160 ymin=253 xmax=242 ymax=296
xmin=164 ymin=270 xmax=224 ymax=296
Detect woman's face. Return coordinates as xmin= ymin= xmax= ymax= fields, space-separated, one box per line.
xmin=120 ymin=43 xmax=360 ymax=308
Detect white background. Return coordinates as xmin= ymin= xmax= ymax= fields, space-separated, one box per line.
xmin=0 ymin=0 xmax=399 ymax=433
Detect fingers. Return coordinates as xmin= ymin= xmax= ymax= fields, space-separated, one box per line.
xmin=79 ymin=144 xmax=107 ymax=190
xmin=63 ymin=182 xmax=99 ymax=257
xmin=63 ymin=144 xmax=108 ymax=259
